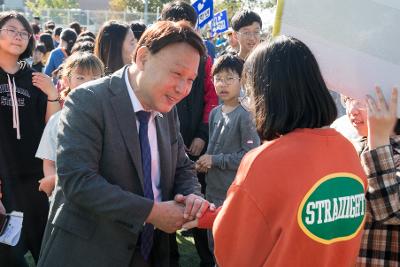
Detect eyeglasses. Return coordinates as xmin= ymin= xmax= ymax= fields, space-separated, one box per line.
xmin=237 ymin=31 xmax=261 ymax=38
xmin=343 ymin=97 xmax=366 ymax=110
xmin=213 ymin=76 xmax=240 ymax=85
xmin=0 ymin=28 xmax=31 ymax=41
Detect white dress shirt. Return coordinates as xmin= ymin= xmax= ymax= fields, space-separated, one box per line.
xmin=125 ymin=68 xmax=162 ymax=202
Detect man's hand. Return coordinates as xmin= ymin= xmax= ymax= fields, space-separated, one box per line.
xmin=174 ymin=194 xmax=210 ymax=220
xmin=38 ymin=175 xmax=56 ymax=197
xmin=187 ymin=138 xmax=206 ymax=156
xmin=145 ymin=201 xmax=185 ymax=233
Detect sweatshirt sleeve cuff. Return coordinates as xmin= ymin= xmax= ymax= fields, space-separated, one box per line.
xmin=212 ymin=154 xmax=222 ymax=168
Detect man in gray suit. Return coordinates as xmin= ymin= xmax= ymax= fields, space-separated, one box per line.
xmin=38 ymin=20 xmax=209 ymax=267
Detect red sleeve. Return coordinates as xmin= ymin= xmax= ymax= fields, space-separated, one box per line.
xmin=197 ymin=206 xmax=222 ymax=229
xmin=202 ymin=56 xmax=218 ymax=123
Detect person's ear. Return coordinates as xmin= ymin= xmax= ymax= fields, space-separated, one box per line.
xmin=232 ymin=31 xmax=238 ymax=41
xmin=135 ymin=46 xmax=150 ymax=71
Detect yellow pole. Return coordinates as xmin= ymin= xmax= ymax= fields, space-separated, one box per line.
xmin=272 ymin=0 xmax=284 ymax=37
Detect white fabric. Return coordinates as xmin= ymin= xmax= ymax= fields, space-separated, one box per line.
xmin=125 ymin=68 xmax=161 ymax=202
xmin=7 ymin=74 xmax=20 ymax=139
xmin=331 ymin=115 xmax=363 ymax=152
xmin=278 ymin=0 xmax=400 ymax=114
xmin=36 ymin=111 xmax=61 ymax=162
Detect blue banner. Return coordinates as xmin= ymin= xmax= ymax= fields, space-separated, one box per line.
xmin=192 ymin=0 xmax=214 ymax=28
xmin=211 ymin=10 xmax=229 ymax=36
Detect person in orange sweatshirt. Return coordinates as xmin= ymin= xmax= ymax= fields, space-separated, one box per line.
xmin=182 ymin=36 xmax=368 ymax=267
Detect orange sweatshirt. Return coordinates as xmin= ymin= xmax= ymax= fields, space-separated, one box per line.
xmin=212 ymin=128 xmax=367 ymax=267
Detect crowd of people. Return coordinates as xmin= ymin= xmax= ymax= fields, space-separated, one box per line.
xmin=0 ymin=1 xmax=398 ymax=267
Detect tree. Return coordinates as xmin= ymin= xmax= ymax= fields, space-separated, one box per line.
xmin=215 ymin=0 xmax=276 ymax=24
xmin=110 ymin=0 xmax=172 ymax=13
xmin=26 ymin=0 xmax=79 ymax=15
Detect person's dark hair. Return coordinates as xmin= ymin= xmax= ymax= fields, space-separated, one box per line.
xmin=130 ymin=21 xmax=147 ymax=41
xmin=134 ymin=20 xmax=205 ymax=61
xmin=60 ymin=52 xmax=104 ymax=98
xmin=76 ymin=35 xmax=95 ymax=44
xmin=394 ymin=119 xmax=400 ymax=135
xmin=54 ymin=26 xmax=62 ymax=37
xmin=44 ymin=20 xmax=55 ymax=30
xmin=69 ymin=21 xmax=81 ymax=35
xmin=160 ymin=1 xmax=197 ymax=27
xmin=212 ymin=53 xmax=244 ymax=77
xmin=60 ymin=28 xmax=77 ymax=56
xmin=244 ymin=35 xmax=337 ymax=141
xmin=35 ymin=44 xmax=46 ymax=54
xmin=39 ymin=33 xmax=54 ymax=52
xmin=71 ymin=41 xmax=95 ymax=54
xmin=78 ymin=30 xmax=96 ymax=39
xmin=0 ymin=11 xmax=35 ymax=60
xmin=94 ymin=20 xmax=131 ymax=75
xmin=231 ymin=10 xmax=262 ymax=32
xmin=30 ymin=23 xmax=40 ymax=35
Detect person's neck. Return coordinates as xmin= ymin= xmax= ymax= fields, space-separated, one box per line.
xmin=222 ymin=101 xmax=239 ymax=113
xmin=0 ymin=50 xmax=20 ymax=74
xmin=60 ymin=40 xmax=68 ymax=49
xmin=238 ymin=48 xmax=249 ymax=61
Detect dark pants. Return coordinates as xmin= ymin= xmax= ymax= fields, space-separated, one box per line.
xmin=0 ymin=174 xmax=49 ymax=266
xmin=192 ymin=173 xmax=215 ymax=267
xmin=130 ymin=229 xmax=170 ymax=267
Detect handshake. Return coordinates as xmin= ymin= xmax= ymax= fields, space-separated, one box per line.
xmin=145 ymin=194 xmax=215 ymax=233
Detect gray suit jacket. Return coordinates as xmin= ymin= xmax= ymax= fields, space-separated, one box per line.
xmin=38 ymin=66 xmax=201 ymax=267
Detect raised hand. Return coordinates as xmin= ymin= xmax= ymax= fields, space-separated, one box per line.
xmin=32 ymin=72 xmax=59 ymax=100
xmin=366 ymin=87 xmax=398 ymax=149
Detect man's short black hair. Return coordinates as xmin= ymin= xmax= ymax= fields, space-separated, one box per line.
xmin=244 ymin=36 xmax=337 ymax=141
xmin=160 ymin=1 xmax=198 ymax=27
xmin=35 ymin=44 xmax=46 ymax=54
xmin=212 ymin=53 xmax=244 ymax=77
xmin=130 ymin=21 xmax=147 ymax=41
xmin=31 ymin=22 xmax=40 ymax=35
xmin=231 ymin=10 xmax=262 ymax=32
xmin=54 ymin=26 xmax=63 ymax=37
xmin=69 ymin=21 xmax=81 ymax=35
xmin=45 ymin=20 xmax=55 ymax=30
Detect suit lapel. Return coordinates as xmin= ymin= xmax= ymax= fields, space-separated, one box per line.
xmin=108 ymin=66 xmax=144 ymax=190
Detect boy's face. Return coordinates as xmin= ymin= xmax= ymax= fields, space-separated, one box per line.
xmin=234 ymin=22 xmax=261 ymax=54
xmin=213 ymin=69 xmax=241 ymax=104
xmin=33 ymin=50 xmax=44 ymax=64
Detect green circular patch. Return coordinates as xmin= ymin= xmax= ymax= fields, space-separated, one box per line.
xmin=297 ymin=173 xmax=365 ymax=244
